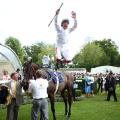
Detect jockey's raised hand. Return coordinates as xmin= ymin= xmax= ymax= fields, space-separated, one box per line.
xmin=71 ymin=11 xmax=76 ymax=19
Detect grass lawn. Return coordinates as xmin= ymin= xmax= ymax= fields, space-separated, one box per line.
xmin=0 ymin=86 xmax=120 ymax=120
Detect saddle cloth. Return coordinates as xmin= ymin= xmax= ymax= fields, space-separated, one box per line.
xmin=46 ymin=70 xmax=64 ymax=84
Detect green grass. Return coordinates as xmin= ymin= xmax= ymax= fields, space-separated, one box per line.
xmin=1 ymin=86 xmax=120 ymax=120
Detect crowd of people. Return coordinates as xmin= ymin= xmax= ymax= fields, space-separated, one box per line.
xmin=73 ymin=71 xmax=119 ymax=102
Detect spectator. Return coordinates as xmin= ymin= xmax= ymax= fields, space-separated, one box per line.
xmin=105 ymin=71 xmax=117 ymax=102
xmin=85 ymin=73 xmax=92 ymax=97
xmin=2 ymin=70 xmax=10 ymax=80
xmin=89 ymin=74 xmax=95 ymax=96
xmin=97 ymin=73 xmax=103 ymax=93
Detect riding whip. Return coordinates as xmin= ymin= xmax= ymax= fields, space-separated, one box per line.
xmin=48 ymin=2 xmax=63 ymax=27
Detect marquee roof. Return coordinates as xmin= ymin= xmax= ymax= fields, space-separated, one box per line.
xmin=91 ymin=65 xmax=120 ymax=74
xmin=0 ymin=43 xmax=23 ymax=79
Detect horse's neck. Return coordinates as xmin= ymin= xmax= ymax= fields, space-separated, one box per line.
xmin=43 ymin=69 xmax=53 ymax=81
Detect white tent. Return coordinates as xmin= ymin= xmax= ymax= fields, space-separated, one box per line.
xmin=91 ymin=65 xmax=120 ymax=74
xmin=0 ymin=44 xmax=23 ymax=79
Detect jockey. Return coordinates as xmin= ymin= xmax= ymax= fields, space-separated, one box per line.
xmin=54 ymin=9 xmax=77 ymax=69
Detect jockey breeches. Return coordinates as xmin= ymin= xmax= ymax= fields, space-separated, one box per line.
xmin=55 ymin=44 xmax=72 ymax=61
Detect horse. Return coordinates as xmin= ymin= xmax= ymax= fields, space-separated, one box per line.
xmin=23 ymin=62 xmax=74 ymax=120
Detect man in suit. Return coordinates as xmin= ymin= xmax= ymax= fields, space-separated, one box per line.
xmin=105 ymin=71 xmax=117 ymax=102
xmin=6 ymin=72 xmax=24 ymax=120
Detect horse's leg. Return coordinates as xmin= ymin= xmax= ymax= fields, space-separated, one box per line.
xmin=67 ymin=87 xmax=73 ymax=118
xmin=61 ymin=90 xmax=68 ymax=116
xmin=49 ymin=94 xmax=56 ymax=120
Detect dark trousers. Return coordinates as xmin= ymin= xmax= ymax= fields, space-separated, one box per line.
xmin=97 ymin=84 xmax=103 ymax=93
xmin=72 ymin=89 xmax=76 ymax=101
xmin=55 ymin=60 xmax=63 ymax=70
xmin=107 ymin=90 xmax=117 ymax=101
xmin=6 ymin=99 xmax=19 ymax=120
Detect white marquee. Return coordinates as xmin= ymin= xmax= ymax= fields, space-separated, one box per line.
xmin=0 ymin=43 xmax=23 ymax=79
xmin=91 ymin=65 xmax=120 ymax=74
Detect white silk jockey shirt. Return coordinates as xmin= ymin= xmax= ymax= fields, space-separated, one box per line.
xmin=29 ymin=78 xmax=48 ymax=99
xmin=54 ymin=15 xmax=77 ymax=48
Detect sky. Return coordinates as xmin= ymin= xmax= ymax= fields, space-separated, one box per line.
xmin=0 ymin=0 xmax=120 ymax=57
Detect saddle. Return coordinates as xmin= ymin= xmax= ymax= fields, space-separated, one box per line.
xmin=46 ymin=70 xmax=64 ymax=84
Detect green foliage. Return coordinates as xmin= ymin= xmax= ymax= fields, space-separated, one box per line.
xmin=23 ymin=43 xmax=55 ymax=64
xmin=38 ymin=44 xmax=55 ymax=64
xmin=23 ymin=46 xmax=32 ymax=57
xmin=5 ymin=36 xmax=25 ymax=63
xmin=95 ymin=39 xmax=119 ymax=66
xmin=30 ymin=43 xmax=44 ymax=63
xmin=73 ymin=42 xmax=108 ymax=71
xmin=5 ymin=37 xmax=55 ymax=65
xmin=73 ymin=38 xmax=120 ymax=71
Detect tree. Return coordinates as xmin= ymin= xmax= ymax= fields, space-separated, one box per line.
xmin=5 ymin=36 xmax=25 ymax=63
xmin=23 ymin=42 xmax=55 ymax=64
xmin=73 ymin=42 xmax=108 ymax=71
xmin=95 ymin=39 xmax=119 ymax=66
xmin=38 ymin=44 xmax=55 ymax=64
xmin=23 ymin=46 xmax=32 ymax=57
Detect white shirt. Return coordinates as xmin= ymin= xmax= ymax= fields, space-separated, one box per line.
xmin=89 ymin=76 xmax=94 ymax=83
xmin=54 ymin=15 xmax=77 ymax=47
xmin=29 ymin=78 xmax=48 ymax=99
xmin=42 ymin=55 xmax=50 ymax=65
xmin=73 ymin=83 xmax=78 ymax=89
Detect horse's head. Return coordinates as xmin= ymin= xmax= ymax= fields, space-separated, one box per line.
xmin=22 ymin=62 xmax=40 ymax=91
xmin=23 ymin=62 xmax=39 ymax=81
xmin=23 ymin=61 xmax=30 ymax=81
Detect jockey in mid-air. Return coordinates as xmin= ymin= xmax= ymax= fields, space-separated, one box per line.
xmin=54 ymin=9 xmax=77 ymax=69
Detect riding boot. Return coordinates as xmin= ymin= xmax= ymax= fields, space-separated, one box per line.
xmin=60 ymin=61 xmax=64 ymax=68
xmin=55 ymin=61 xmax=60 ymax=70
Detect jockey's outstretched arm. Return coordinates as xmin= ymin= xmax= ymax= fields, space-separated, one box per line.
xmin=54 ymin=9 xmax=61 ymax=32
xmin=69 ymin=11 xmax=77 ymax=33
